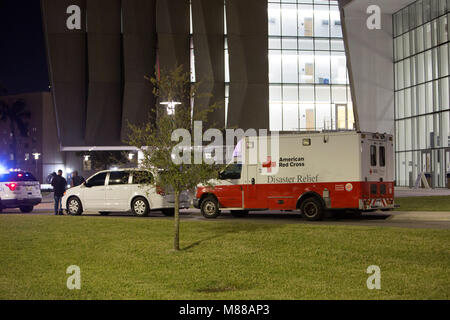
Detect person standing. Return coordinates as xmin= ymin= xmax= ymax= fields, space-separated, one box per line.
xmin=51 ymin=170 xmax=67 ymax=215
xmin=71 ymin=171 xmax=85 ymax=187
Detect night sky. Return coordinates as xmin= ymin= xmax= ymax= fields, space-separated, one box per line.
xmin=0 ymin=0 xmax=49 ymax=95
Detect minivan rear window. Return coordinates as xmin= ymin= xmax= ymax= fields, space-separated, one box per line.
xmin=0 ymin=172 xmax=37 ymax=182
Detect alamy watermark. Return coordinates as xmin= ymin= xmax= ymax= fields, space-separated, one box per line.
xmin=66 ymin=265 xmax=81 ymax=290
xmin=366 ymin=265 xmax=381 ymax=290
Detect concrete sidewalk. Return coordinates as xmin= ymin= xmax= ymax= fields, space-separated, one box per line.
xmin=395 ymin=187 xmax=450 ymax=198
xmin=388 ymin=211 xmax=450 ymax=221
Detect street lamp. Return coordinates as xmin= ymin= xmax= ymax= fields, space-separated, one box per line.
xmin=32 ymin=153 xmax=41 ymax=180
xmin=160 ymin=101 xmax=181 ymax=115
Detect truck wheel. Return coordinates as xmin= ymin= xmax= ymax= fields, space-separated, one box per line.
xmin=19 ymin=206 xmax=34 ymax=213
xmin=162 ymin=208 xmax=175 ymax=216
xmin=231 ymin=210 xmax=248 ymax=218
xmin=132 ymin=197 xmax=149 ymax=217
xmin=300 ymin=197 xmax=325 ymax=221
xmin=67 ymin=197 xmax=83 ymax=215
xmin=201 ymin=196 xmax=220 ymax=219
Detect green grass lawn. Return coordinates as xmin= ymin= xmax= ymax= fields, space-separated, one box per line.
xmin=0 ymin=215 xmax=449 ymax=300
xmin=395 ymin=196 xmax=450 ymax=212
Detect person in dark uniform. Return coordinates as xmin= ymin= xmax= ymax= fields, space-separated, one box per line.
xmin=71 ymin=171 xmax=85 ymax=187
xmin=51 ymin=170 xmax=67 ymax=215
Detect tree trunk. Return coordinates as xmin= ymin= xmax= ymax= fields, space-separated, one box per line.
xmin=174 ymin=189 xmax=180 ymax=251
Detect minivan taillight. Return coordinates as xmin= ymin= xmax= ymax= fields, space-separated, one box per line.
xmin=6 ymin=183 xmax=17 ymax=191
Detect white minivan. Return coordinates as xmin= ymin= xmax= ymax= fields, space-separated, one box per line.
xmin=62 ymin=169 xmax=191 ymax=216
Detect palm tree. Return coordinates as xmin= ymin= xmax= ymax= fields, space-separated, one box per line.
xmin=0 ymin=99 xmax=31 ymax=167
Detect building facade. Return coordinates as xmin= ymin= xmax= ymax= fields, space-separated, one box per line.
xmin=393 ymin=0 xmax=450 ymax=187
xmin=268 ymin=0 xmax=353 ymax=132
xmin=38 ymin=0 xmax=450 ymax=187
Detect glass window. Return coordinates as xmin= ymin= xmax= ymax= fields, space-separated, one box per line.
xmin=331 ymin=52 xmax=347 ymax=84
xmin=315 ymin=103 xmax=331 ymax=130
xmin=426 ymin=81 xmax=434 ymax=113
xmin=370 ymin=145 xmax=377 ymax=166
xmin=440 ymin=44 xmax=449 ymax=77
xmin=403 ymin=8 xmax=410 ymax=33
xmin=315 ymin=85 xmax=331 ymax=102
xmin=132 ymin=171 xmax=154 ymax=184
xmin=269 ymin=37 xmax=281 ymax=49
xmin=431 ymin=0 xmax=439 ymax=19
xmin=299 ymin=85 xmax=315 ymax=102
xmin=424 ymin=0 xmax=432 ymax=22
xmin=409 ymin=4 xmax=416 ymax=31
xmin=298 ymin=38 xmax=313 ymax=50
xmin=298 ymin=5 xmax=314 ymax=37
xmin=270 ymin=85 xmax=282 ymax=102
xmin=330 ymin=6 xmax=342 ymax=37
xmin=416 ymin=25 xmax=424 ymax=53
xmin=425 ymin=50 xmax=433 ymax=81
xmin=108 ymin=171 xmax=130 ymax=185
xmin=283 ymin=85 xmax=298 ymax=103
xmin=438 ymin=0 xmax=447 ymax=15
xmin=395 ymin=12 xmax=403 ymax=37
xmin=315 ymin=39 xmax=329 ymax=50
xmin=314 ymin=5 xmax=330 ymax=37
xmin=403 ymin=32 xmax=410 ymax=58
xmin=416 ymin=0 xmax=424 ymax=27
xmin=380 ymin=146 xmax=386 ymax=167
xmin=404 ymin=58 xmax=411 ymax=88
xmin=269 ymin=50 xmax=282 ymax=83
xmin=219 ymin=164 xmax=242 ymax=180
xmin=282 ymin=51 xmax=299 ymax=83
xmin=417 ymin=52 xmax=425 ymax=84
xmin=87 ymin=172 xmax=107 ymax=187
xmin=441 ymin=78 xmax=449 ymax=111
xmin=332 ymin=85 xmax=347 ymax=103
xmin=439 ymin=16 xmax=448 ymax=44
xmin=283 ymin=103 xmax=299 ymax=131
xmin=282 ymin=4 xmax=297 ymax=37
xmin=299 ymin=51 xmax=314 ymax=83
xmin=424 ymin=22 xmax=432 ymax=50
xmin=315 ymin=52 xmax=330 ymax=84
xmin=396 ymin=37 xmax=404 ymax=61
xmin=268 ymin=3 xmax=281 ymax=36
xmin=270 ymin=103 xmax=283 ymax=131
xmin=331 ymin=39 xmax=344 ymax=51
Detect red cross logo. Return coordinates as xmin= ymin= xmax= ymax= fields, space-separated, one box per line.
xmin=262 ymin=156 xmax=277 ymax=173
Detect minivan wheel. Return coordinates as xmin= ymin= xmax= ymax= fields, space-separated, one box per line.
xmin=201 ymin=196 xmax=220 ymax=219
xmin=132 ymin=197 xmax=149 ymax=217
xmin=300 ymin=197 xmax=325 ymax=221
xmin=19 ymin=206 xmax=34 ymax=213
xmin=67 ymin=197 xmax=83 ymax=215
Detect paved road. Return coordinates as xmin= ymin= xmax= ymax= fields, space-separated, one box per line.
xmin=1 ymin=202 xmax=449 ymax=230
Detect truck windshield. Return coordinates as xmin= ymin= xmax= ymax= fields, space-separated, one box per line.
xmin=219 ymin=164 xmax=242 ymax=180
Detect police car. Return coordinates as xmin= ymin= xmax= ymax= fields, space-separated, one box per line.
xmin=62 ymin=169 xmax=191 ymax=216
xmin=0 ymin=170 xmax=42 ymax=213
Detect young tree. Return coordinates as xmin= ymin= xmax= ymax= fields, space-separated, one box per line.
xmin=0 ymin=98 xmax=30 ymax=167
xmin=127 ymin=65 xmax=224 ymax=251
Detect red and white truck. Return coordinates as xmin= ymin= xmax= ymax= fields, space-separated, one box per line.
xmin=193 ymin=131 xmax=395 ymax=221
